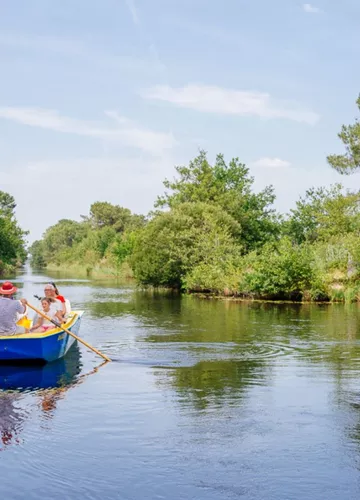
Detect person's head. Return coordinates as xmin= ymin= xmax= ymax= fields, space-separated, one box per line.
xmin=41 ymin=297 xmax=52 ymax=312
xmin=51 ymin=282 xmax=60 ymax=295
xmin=0 ymin=281 xmax=17 ymax=298
xmin=44 ymin=284 xmax=56 ymax=298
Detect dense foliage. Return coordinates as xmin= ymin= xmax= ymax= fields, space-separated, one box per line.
xmin=29 ymin=145 xmax=360 ymax=301
xmin=327 ymin=95 xmax=360 ymax=174
xmin=156 ymin=151 xmax=280 ymax=252
xmin=29 ymin=201 xmax=144 ymax=276
xmin=0 ymin=191 xmax=27 ymax=275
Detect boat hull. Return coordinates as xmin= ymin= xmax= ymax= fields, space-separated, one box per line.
xmin=0 ymin=312 xmax=84 ymax=363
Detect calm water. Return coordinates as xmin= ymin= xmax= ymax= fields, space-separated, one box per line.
xmin=1 ymin=267 xmax=360 ymax=499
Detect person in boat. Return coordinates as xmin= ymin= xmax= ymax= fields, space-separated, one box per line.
xmin=50 ymin=282 xmax=71 ymax=317
xmin=29 ymin=297 xmax=63 ymax=333
xmin=44 ymin=283 xmax=66 ymax=319
xmin=0 ymin=281 xmax=28 ymax=336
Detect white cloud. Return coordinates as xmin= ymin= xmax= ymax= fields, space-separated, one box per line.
xmin=253 ymin=157 xmax=291 ymax=168
xmin=0 ymin=107 xmax=175 ymax=155
xmin=2 ymin=155 xmax=174 ymax=242
xmin=143 ymin=84 xmax=320 ymax=125
xmin=303 ymin=3 xmax=321 ymax=13
xmin=125 ymin=0 xmax=140 ymax=25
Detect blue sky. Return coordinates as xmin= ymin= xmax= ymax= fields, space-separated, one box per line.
xmin=1 ymin=0 xmax=360 ymax=242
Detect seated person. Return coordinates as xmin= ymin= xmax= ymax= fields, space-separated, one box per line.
xmin=44 ymin=284 xmax=66 ymax=320
xmin=0 ymin=281 xmax=28 ymax=335
xmin=29 ymin=298 xmax=63 ymax=333
xmin=51 ymin=282 xmax=71 ymax=317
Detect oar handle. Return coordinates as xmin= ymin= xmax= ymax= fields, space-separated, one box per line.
xmin=27 ymin=303 xmax=111 ymax=362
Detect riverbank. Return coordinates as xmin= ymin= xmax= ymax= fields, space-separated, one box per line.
xmin=40 ymin=261 xmax=360 ymax=303
xmin=45 ymin=261 xmax=133 ymax=280
xmin=0 ymin=260 xmax=24 ymax=277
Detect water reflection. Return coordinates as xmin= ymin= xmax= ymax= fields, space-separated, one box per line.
xmin=159 ymin=359 xmax=269 ymax=411
xmin=0 ymin=346 xmax=106 ymax=450
xmin=0 ymin=345 xmax=83 ymax=392
xmin=84 ymin=289 xmax=360 ymax=415
xmin=0 ymin=392 xmax=24 ymax=449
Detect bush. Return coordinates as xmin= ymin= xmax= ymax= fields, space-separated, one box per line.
xmin=239 ymin=238 xmax=316 ymax=299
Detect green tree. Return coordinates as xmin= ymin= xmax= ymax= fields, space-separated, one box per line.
xmin=327 ymin=95 xmax=360 ymax=174
xmin=0 ymin=190 xmax=27 ymax=272
xmin=131 ymin=202 xmax=241 ymax=288
xmin=0 ymin=191 xmax=17 ymax=218
xmin=85 ymin=202 xmax=132 ymax=233
xmin=29 ymin=240 xmax=46 ymax=268
xmin=156 ymin=151 xmax=280 ymax=252
xmin=42 ymin=219 xmax=88 ymax=255
xmin=106 ymin=232 xmax=137 ymax=268
xmin=285 ymin=184 xmax=360 ymax=244
xmin=89 ymin=226 xmax=117 ymax=259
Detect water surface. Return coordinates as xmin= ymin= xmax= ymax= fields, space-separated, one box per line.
xmin=1 ymin=267 xmax=360 ymax=499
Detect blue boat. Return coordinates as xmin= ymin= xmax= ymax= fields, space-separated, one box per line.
xmin=0 ymin=311 xmax=84 ymax=363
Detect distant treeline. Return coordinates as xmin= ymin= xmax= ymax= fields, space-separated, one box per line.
xmin=29 ymin=95 xmax=360 ymax=301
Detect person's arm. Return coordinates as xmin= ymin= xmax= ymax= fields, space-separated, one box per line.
xmin=30 ymin=317 xmax=43 ymax=332
xmin=55 ymin=310 xmax=64 ymax=323
xmin=17 ymin=298 xmax=28 ymax=315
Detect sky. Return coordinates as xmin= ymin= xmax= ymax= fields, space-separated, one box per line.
xmin=1 ymin=0 xmax=360 ymax=242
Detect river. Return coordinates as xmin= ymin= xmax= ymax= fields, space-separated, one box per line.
xmin=1 ymin=266 xmax=360 ymax=499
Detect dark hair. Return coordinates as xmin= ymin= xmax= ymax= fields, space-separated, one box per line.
xmin=51 ymin=282 xmax=60 ymax=295
xmin=41 ymin=297 xmax=52 ymax=305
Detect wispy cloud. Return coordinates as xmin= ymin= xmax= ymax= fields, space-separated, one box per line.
xmin=253 ymin=158 xmax=291 ymax=168
xmin=0 ymin=107 xmax=175 ymax=155
xmin=125 ymin=0 xmax=140 ymax=25
xmin=143 ymin=84 xmax=319 ymax=125
xmin=0 ymin=32 xmax=162 ymax=74
xmin=123 ymin=0 xmax=167 ymax=76
xmin=303 ymin=3 xmax=321 ymax=13
xmin=3 ymin=155 xmax=174 ymax=241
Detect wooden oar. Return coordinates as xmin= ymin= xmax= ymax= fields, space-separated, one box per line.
xmin=27 ymin=303 xmax=111 ymax=362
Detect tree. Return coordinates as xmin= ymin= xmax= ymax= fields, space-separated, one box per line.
xmin=0 ymin=191 xmax=16 ymax=218
xmin=156 ymin=151 xmax=280 ymax=252
xmin=0 ymin=190 xmax=27 ymax=272
xmin=327 ymin=95 xmax=360 ymax=174
xmin=29 ymin=240 xmax=46 ymax=268
xmin=131 ymin=202 xmax=241 ymax=288
xmin=42 ymin=219 xmax=88 ymax=255
xmin=285 ymin=184 xmax=360 ymax=244
xmin=85 ymin=202 xmax=132 ymax=233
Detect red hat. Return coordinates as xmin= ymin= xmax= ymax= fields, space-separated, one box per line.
xmin=0 ymin=281 xmax=18 ymax=295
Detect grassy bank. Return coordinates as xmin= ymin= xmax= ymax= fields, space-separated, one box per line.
xmin=45 ymin=261 xmax=134 ymax=280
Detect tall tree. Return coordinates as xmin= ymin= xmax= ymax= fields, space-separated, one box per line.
xmin=327 ymin=95 xmax=360 ymax=174
xmin=85 ymin=202 xmax=132 ymax=233
xmin=285 ymin=184 xmax=360 ymax=244
xmin=42 ymin=219 xmax=88 ymax=254
xmin=0 ymin=191 xmax=17 ymax=218
xmin=156 ymin=151 xmax=280 ymax=252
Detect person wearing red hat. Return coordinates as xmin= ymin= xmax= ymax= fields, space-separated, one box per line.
xmin=0 ymin=282 xmax=28 ymax=336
